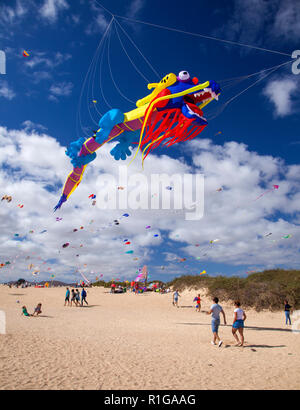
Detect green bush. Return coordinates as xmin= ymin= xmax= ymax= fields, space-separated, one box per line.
xmin=167 ymin=270 xmax=300 ymax=311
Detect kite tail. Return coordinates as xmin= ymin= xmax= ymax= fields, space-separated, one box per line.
xmin=54 ymin=194 xmax=67 ymax=212
xmin=55 ymin=109 xmax=124 ymax=210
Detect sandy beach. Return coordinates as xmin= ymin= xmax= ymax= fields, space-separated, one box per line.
xmin=0 ymin=285 xmax=299 ymax=390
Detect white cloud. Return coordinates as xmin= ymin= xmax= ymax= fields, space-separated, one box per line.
xmin=0 ymin=124 xmax=299 ymax=284
xmin=85 ymin=0 xmax=110 ymax=35
xmin=263 ymin=76 xmax=299 ymax=117
xmin=273 ymin=0 xmax=300 ymax=41
xmin=40 ymin=0 xmax=69 ymax=22
xmin=21 ymin=120 xmax=48 ymax=132
xmin=0 ymin=81 xmax=16 ymax=100
xmin=126 ymin=0 xmax=145 ymax=18
xmin=0 ymin=0 xmax=28 ymax=26
xmin=215 ymin=0 xmax=300 ymax=51
xmin=49 ymin=81 xmax=73 ymax=98
xmin=24 ymin=51 xmax=72 ymax=70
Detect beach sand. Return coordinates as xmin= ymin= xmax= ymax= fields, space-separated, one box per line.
xmin=0 ymin=285 xmax=299 ymax=390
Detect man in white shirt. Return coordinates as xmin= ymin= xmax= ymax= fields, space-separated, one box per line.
xmin=207 ymin=297 xmax=226 ymax=347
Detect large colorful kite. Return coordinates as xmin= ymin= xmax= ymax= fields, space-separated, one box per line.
xmin=54 ymin=71 xmax=220 ymax=210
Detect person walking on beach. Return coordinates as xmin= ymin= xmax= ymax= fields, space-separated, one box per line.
xmin=232 ymin=301 xmax=246 ymax=347
xmin=75 ymin=289 xmax=80 ymax=306
xmin=194 ymin=294 xmax=201 ymax=312
xmin=284 ymin=300 xmax=292 ymax=325
xmin=207 ymin=297 xmax=226 ymax=347
xmin=64 ymin=287 xmax=70 ymax=306
xmin=70 ymin=289 xmax=77 ymax=307
xmin=173 ymin=290 xmax=180 ymax=308
xmin=81 ymin=287 xmax=88 ymax=306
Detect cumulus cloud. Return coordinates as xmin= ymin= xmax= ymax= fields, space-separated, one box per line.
xmin=263 ymin=76 xmax=299 ymax=116
xmin=0 ymin=124 xmax=299 ymax=284
xmin=40 ymin=0 xmax=69 ymax=22
xmin=0 ymin=81 xmax=16 ymax=100
xmin=49 ymin=81 xmax=73 ymax=100
xmin=126 ymin=0 xmax=145 ymax=18
xmin=215 ymin=0 xmax=300 ymax=52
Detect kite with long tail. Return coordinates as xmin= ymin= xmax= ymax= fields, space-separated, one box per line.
xmin=54 ymin=71 xmax=220 ymax=210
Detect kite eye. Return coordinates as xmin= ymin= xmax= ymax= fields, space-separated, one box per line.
xmin=178 ymin=71 xmax=190 ymax=81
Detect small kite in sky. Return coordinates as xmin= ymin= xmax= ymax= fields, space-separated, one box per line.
xmin=23 ymin=50 xmax=29 ymax=57
xmin=62 ymin=243 xmax=70 ymax=248
xmin=56 ymin=217 xmax=62 ymax=221
xmin=1 ymin=195 xmax=12 ymax=202
xmin=254 ymin=184 xmax=279 ymax=201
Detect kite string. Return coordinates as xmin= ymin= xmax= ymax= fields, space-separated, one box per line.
xmin=208 ymin=60 xmax=292 ymax=120
xmin=76 ymin=16 xmax=114 ymax=138
xmin=114 ymin=18 xmax=161 ymax=80
xmin=114 ymin=19 xmax=150 ymax=84
xmin=114 ymin=14 xmax=291 ymax=57
xmin=107 ymin=22 xmax=136 ymax=104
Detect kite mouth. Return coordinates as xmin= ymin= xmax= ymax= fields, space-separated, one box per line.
xmin=183 ymin=88 xmax=217 ymax=114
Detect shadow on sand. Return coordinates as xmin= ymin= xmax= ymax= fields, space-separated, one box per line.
xmin=177 ymin=322 xmax=299 ymax=333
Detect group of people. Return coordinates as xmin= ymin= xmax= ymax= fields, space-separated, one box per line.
xmin=172 ymin=290 xmax=294 ymax=347
xmin=64 ymin=287 xmax=88 ymax=307
xmin=21 ymin=303 xmax=42 ymax=317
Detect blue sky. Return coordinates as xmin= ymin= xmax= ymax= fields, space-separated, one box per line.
xmin=0 ymin=0 xmax=300 ymax=284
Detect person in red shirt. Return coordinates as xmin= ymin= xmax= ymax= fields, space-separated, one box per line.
xmin=194 ymin=294 xmax=201 ymax=312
